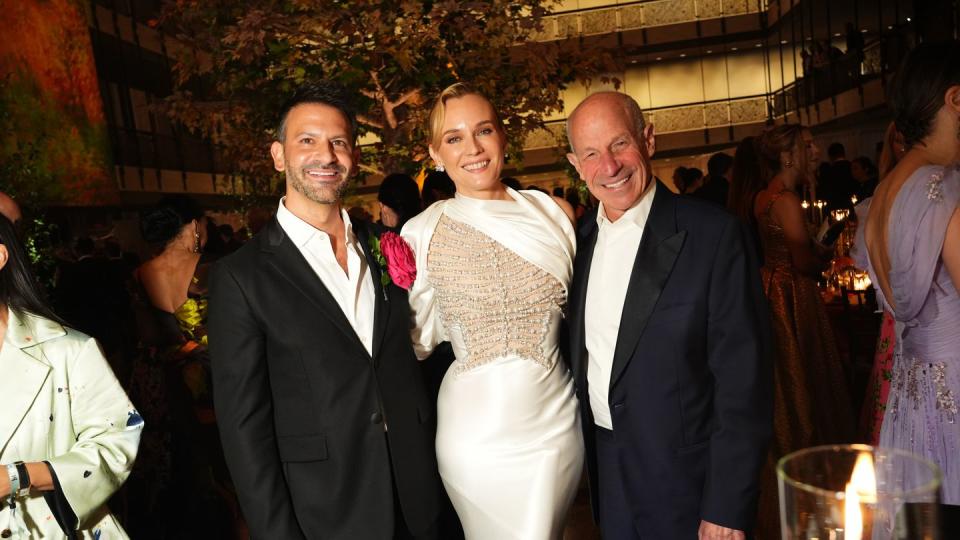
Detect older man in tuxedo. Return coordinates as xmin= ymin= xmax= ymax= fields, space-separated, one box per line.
xmin=565 ymin=91 xmax=773 ymax=539
xmin=209 ymin=81 xmax=445 ymax=539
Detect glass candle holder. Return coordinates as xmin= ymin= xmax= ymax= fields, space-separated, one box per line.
xmin=777 ymin=444 xmax=941 ymax=540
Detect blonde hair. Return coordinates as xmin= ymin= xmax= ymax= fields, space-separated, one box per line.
xmin=427 ymin=83 xmax=505 ymax=149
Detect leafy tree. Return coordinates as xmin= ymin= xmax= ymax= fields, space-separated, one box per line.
xmin=161 ymin=0 xmax=617 ymax=198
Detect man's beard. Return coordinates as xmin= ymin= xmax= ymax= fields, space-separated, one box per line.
xmin=289 ymin=163 xmax=349 ymax=204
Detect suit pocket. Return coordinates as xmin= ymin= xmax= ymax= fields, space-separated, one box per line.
xmin=277 ymin=434 xmax=328 ymax=462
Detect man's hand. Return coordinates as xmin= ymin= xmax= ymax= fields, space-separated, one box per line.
xmin=699 ymin=520 xmax=746 ymax=540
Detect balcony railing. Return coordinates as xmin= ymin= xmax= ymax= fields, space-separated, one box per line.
xmin=531 ymin=0 xmax=765 ymax=40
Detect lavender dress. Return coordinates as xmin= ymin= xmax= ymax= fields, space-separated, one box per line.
xmin=853 ymin=164 xmax=960 ymax=504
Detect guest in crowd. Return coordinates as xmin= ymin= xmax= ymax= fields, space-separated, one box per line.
xmin=691 ymin=151 xmax=734 ymax=206
xmin=564 ymin=187 xmax=587 ymax=221
xmin=671 ymin=165 xmax=688 ymax=193
xmin=377 ymin=172 xmax=422 ymax=231
xmin=54 ymin=235 xmax=133 ymax=379
xmin=404 ymin=81 xmax=580 ymax=538
xmin=851 ymin=156 xmax=879 ymax=200
xmin=565 ymin=91 xmax=771 ymax=539
xmin=680 ymin=166 xmax=704 ymax=194
xmin=858 ymin=122 xmax=906 ymax=445
xmin=733 ymin=124 xmax=856 ymax=538
xmin=217 ymin=224 xmax=243 ymax=254
xmin=727 ymin=136 xmax=764 ymax=259
xmin=125 ymin=195 xmax=237 ymax=539
xmin=210 ymin=80 xmax=447 ymax=539
xmin=422 ymin=169 xmax=456 ymax=207
xmin=500 ymin=177 xmax=522 ymax=191
xmin=0 ymin=214 xmax=143 ymax=538
xmin=817 ymin=142 xmax=858 ymax=211
xmin=853 ymin=40 xmax=960 ymax=504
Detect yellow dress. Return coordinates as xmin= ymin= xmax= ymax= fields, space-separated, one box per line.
xmin=754 ymin=190 xmax=856 ymax=538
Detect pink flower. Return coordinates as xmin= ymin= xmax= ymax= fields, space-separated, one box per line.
xmin=380 ymin=232 xmax=417 ymax=290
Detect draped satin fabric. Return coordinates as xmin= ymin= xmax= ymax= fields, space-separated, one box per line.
xmin=402 ymin=188 xmax=584 ymax=539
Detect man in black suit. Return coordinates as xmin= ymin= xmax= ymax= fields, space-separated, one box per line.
xmin=208 ymin=81 xmax=444 ymax=539
xmin=565 ymin=92 xmax=772 ymax=539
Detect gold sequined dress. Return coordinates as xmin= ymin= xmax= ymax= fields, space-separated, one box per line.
xmin=402 ymin=188 xmax=584 ymax=539
xmin=755 ymin=190 xmax=856 ymax=538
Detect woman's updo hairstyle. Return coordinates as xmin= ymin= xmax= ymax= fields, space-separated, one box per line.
xmin=755 ymin=123 xmax=805 ymax=177
xmin=140 ymin=194 xmax=204 ymax=247
xmin=889 ymin=40 xmax=960 ymax=148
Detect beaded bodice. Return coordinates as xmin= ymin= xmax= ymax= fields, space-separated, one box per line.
xmin=427 ymin=214 xmax=565 ymax=373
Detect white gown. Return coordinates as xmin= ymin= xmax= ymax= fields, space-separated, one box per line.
xmin=402 ymin=188 xmax=584 ymax=540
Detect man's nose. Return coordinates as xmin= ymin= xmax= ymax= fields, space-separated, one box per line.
xmin=599 ymin=151 xmax=621 ymax=177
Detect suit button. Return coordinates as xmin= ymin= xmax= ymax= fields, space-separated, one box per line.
xmin=2 ymin=528 xmax=12 ymax=538
xmin=370 ymin=412 xmax=383 ymax=424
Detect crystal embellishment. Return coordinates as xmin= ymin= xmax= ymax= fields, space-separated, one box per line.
xmin=927 ymin=169 xmax=944 ymax=201
xmin=427 ymin=215 xmax=565 ymax=374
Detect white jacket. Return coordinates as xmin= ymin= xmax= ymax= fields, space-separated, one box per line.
xmin=0 ymin=308 xmax=142 ymax=538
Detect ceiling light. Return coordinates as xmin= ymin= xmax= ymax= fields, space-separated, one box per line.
xmin=906 ymin=17 xmax=911 ymax=22
xmin=706 ymin=50 xmax=713 ymax=54
xmin=780 ymin=40 xmax=788 ymax=44
xmin=834 ymin=32 xmax=841 ymax=37
xmin=861 ymin=28 xmax=868 ymax=33
xmin=656 ymin=57 xmax=662 ymax=61
xmin=731 ymin=47 xmax=738 ymax=51
xmin=755 ymin=43 xmax=763 ymax=47
xmin=888 ymin=25 xmax=894 ymax=29
xmin=680 ymin=53 xmax=686 ymax=57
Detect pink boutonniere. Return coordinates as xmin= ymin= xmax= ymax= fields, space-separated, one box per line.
xmin=369 ymin=231 xmax=417 ymax=291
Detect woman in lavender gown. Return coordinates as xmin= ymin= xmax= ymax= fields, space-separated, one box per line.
xmin=854 ymin=41 xmax=960 ymax=503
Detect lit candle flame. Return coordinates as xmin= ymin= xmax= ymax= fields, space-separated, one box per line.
xmin=844 ymin=452 xmax=877 ymax=540
xmin=801 ymin=200 xmax=810 ymax=209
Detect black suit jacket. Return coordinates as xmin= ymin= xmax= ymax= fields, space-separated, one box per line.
xmin=209 ymin=217 xmax=443 ymax=539
xmin=569 ymin=182 xmax=773 ymax=536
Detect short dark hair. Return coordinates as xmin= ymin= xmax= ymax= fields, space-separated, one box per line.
xmin=277 ymin=80 xmax=359 ymax=143
xmin=378 ymin=173 xmax=422 ymax=227
xmin=140 ymin=194 xmax=204 ymax=247
xmin=707 ymin=152 xmax=733 ymax=178
xmin=889 ymin=40 xmax=960 ymax=148
xmin=827 ymin=142 xmax=845 ymax=159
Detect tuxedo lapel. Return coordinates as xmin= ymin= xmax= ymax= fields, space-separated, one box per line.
xmin=261 ymin=218 xmax=368 ymax=355
xmin=355 ymin=224 xmax=390 ymax=363
xmin=609 ymin=183 xmax=686 ymax=390
xmin=570 ymin=218 xmax=598 ymax=387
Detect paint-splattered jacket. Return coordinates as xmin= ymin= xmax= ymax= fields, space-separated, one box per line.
xmin=0 ymin=308 xmax=143 ymax=539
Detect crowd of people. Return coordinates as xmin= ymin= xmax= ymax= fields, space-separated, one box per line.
xmin=0 ymin=38 xmax=958 ymax=540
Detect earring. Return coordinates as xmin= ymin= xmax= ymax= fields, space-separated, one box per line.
xmin=436 ymin=163 xmax=445 ymax=172
xmin=784 ymin=160 xmax=794 ymax=168
xmin=193 ymin=231 xmax=201 ymax=254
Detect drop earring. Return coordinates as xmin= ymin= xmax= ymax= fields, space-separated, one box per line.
xmin=436 ymin=162 xmax=445 ymax=172
xmin=784 ymin=160 xmax=794 ymax=168
xmin=193 ymin=230 xmax=201 ymax=253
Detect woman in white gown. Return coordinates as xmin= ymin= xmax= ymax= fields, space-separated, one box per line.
xmin=401 ymin=83 xmax=584 ymax=539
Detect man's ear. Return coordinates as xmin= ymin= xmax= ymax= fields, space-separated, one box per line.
xmin=946 ymin=85 xmax=960 ymax=113
xmin=270 ymin=141 xmax=286 ymax=172
xmin=566 ymin=152 xmax=583 ymax=179
xmin=642 ymin=123 xmax=656 ymax=158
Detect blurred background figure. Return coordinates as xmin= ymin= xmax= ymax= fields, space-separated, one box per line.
xmin=500 ymin=177 xmax=522 ymax=191
xmin=732 ymin=124 xmax=856 ymax=539
xmin=670 ymin=166 xmax=688 ymax=193
xmin=851 ymin=156 xmax=879 ymax=200
xmin=377 ymin=172 xmax=423 ymax=231
xmin=691 ymin=152 xmax=733 ymax=206
xmin=817 ymin=142 xmax=858 ymax=211
xmin=422 ymin=169 xmax=456 ymax=207
xmin=858 ymin=121 xmax=906 ymax=445
xmin=0 ymin=214 xmax=143 ymax=538
xmin=124 ymin=194 xmax=240 ymax=539
xmin=853 ymin=40 xmax=960 ymax=505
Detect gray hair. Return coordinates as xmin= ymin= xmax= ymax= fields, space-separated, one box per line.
xmin=565 ymin=91 xmax=646 ymax=154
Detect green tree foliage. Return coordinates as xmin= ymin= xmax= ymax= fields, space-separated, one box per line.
xmin=161 ymin=0 xmax=617 ymax=197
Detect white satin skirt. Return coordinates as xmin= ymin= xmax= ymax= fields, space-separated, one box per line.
xmin=436 ymin=356 xmax=584 ymax=540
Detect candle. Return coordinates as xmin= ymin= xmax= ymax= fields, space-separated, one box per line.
xmin=843 ymin=452 xmax=877 ymax=540
xmin=851 ymin=194 xmax=859 ymax=205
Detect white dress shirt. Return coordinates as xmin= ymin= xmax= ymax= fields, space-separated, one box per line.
xmin=276 ymin=198 xmax=376 ymax=356
xmin=585 ymin=182 xmax=656 ymax=429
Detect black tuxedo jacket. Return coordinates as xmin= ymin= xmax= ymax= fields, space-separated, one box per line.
xmin=569 ymin=182 xmax=773 ymax=536
xmin=209 ymin=217 xmax=443 ymax=539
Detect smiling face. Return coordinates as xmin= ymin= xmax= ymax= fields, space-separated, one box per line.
xmin=271 ymin=102 xmax=358 ymax=208
xmin=566 ymin=93 xmax=655 ymax=222
xmin=428 ymin=94 xmax=506 ymax=199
